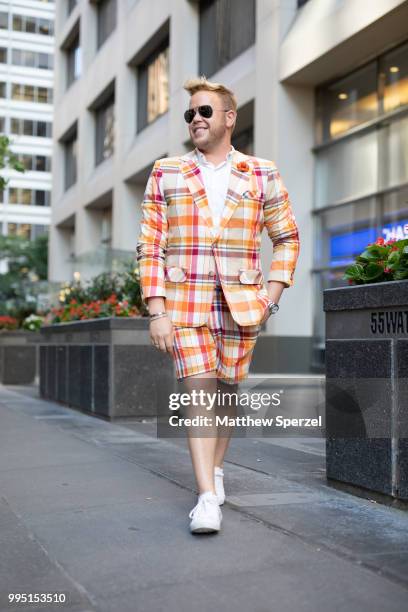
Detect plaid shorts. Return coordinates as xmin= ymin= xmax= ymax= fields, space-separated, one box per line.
xmin=171 ymin=272 xmax=261 ymax=384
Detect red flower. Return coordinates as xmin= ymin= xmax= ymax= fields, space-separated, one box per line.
xmin=391 ymin=246 xmax=399 ymax=251
xmin=384 ymin=267 xmax=392 ymax=274
xmin=376 ymin=237 xmax=385 ymax=245
xmin=348 ymin=279 xmax=354 ymax=285
xmin=236 ymin=161 xmax=249 ymax=172
xmin=386 ymin=238 xmax=397 ymax=244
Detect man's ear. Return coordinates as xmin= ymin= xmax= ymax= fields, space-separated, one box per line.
xmin=226 ymin=110 xmax=237 ymax=130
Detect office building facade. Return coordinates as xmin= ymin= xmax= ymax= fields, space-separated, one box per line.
xmin=50 ymin=0 xmax=408 ymax=372
xmin=0 ymin=0 xmax=55 ymax=242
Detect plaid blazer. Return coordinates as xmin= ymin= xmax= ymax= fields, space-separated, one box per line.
xmin=136 ymin=148 xmax=300 ymax=327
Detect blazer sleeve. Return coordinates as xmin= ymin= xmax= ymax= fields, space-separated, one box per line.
xmin=263 ymin=164 xmax=300 ymax=287
xmin=136 ymin=160 xmax=168 ymax=304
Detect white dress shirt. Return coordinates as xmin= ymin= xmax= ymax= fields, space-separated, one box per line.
xmin=194 ymin=145 xmax=234 ymax=231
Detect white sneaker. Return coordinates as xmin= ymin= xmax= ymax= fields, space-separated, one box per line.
xmin=189 ymin=491 xmax=222 ymax=533
xmin=214 ymin=466 xmax=225 ymax=505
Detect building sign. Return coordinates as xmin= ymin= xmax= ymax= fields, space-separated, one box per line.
xmin=330 ymin=219 xmax=408 ymax=266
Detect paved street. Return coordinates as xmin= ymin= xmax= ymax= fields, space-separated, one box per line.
xmin=0 ymin=383 xmax=407 ymax=612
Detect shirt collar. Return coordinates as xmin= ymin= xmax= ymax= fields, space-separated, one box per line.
xmin=194 ymin=145 xmax=235 ymax=167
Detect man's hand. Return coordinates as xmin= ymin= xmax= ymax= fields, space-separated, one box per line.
xmin=150 ymin=316 xmax=174 ymax=353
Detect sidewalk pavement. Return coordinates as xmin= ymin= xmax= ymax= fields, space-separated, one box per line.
xmin=0 ymin=383 xmax=407 ymax=612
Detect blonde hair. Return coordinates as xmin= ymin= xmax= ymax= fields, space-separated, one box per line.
xmin=183 ymin=76 xmax=237 ymax=113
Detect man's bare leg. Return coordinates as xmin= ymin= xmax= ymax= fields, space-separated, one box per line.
xmin=181 ymin=370 xmax=218 ymax=495
xmin=214 ymin=379 xmax=239 ymax=468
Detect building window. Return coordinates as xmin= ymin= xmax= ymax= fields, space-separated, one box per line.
xmin=0 ymin=81 xmax=6 ymax=98
xmin=312 ymin=39 xmax=408 ymax=365
xmin=11 ymin=49 xmax=53 ymax=70
xmin=231 ymin=126 xmax=254 ymax=156
xmin=66 ymin=32 xmax=81 ymax=87
xmin=8 ymin=189 xmax=50 ymax=206
xmin=97 ymin=0 xmax=117 ymax=49
xmin=18 ymin=154 xmax=51 ymax=172
xmin=64 ymin=128 xmax=78 ymax=190
xmin=199 ymin=0 xmax=255 ymax=77
xmin=381 ymin=42 xmax=408 ymax=113
xmin=10 ymin=118 xmax=52 ymax=137
xmin=297 ymin=0 xmax=310 ymax=7
xmin=137 ymin=42 xmax=169 ymax=132
xmin=11 ymin=83 xmax=53 ymax=103
xmin=95 ymin=93 xmax=115 ymax=165
xmin=7 ymin=223 xmax=48 ymax=239
xmin=12 ymin=14 xmax=53 ymax=36
xmin=0 ymin=11 xmax=8 ymax=29
xmin=0 ymin=47 xmax=7 ymax=63
xmin=315 ymin=62 xmax=378 ymax=143
xmin=68 ymin=0 xmax=77 ymax=16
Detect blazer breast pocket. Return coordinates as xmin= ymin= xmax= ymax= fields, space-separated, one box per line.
xmin=242 ymin=190 xmax=265 ymax=203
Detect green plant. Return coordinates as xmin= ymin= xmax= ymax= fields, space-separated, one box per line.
xmin=0 ymin=315 xmax=19 ymax=330
xmin=0 ymin=134 xmax=25 ymax=191
xmin=47 ymin=262 xmax=149 ymax=324
xmin=343 ymin=236 xmax=408 ymax=285
xmin=21 ymin=314 xmax=44 ymax=331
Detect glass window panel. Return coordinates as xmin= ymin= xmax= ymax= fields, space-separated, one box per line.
xmin=8 ymin=223 xmax=17 ymax=236
xmin=35 ymin=190 xmax=46 ymax=206
xmin=381 ymin=186 xmax=408 ymax=241
xmin=65 ymin=135 xmax=77 ymax=190
xmin=0 ymin=47 xmax=7 ymax=63
xmin=380 ymin=114 xmax=408 ymax=190
xmin=39 ymin=19 xmax=52 ymax=36
xmin=199 ymin=0 xmax=255 ymax=77
xmin=315 ymin=130 xmax=378 ymax=207
xmin=38 ymin=52 xmax=51 ymax=69
xmin=9 ymin=188 xmax=18 ymax=204
xmin=0 ymin=12 xmax=8 ymax=29
xmin=10 ymin=118 xmax=21 ymax=133
xmin=12 ymin=84 xmax=22 ymax=100
xmin=25 ymin=16 xmax=36 ymax=33
xmin=37 ymin=87 xmax=48 ymax=103
xmin=12 ymin=15 xmax=22 ymax=31
xmin=146 ymin=48 xmax=169 ymax=123
xmin=37 ymin=121 xmax=46 ymax=137
xmin=315 ymin=62 xmax=378 ymax=143
xmin=316 ymin=198 xmax=377 ymax=268
xmin=381 ymin=41 xmax=408 ymax=113
xmin=96 ymin=97 xmax=115 ymax=165
xmin=36 ymin=156 xmax=46 ymax=171
xmin=97 ymin=0 xmax=117 ymax=49
xmin=23 ymin=119 xmax=33 ymax=135
xmin=24 ymin=85 xmax=35 ymax=101
xmin=0 ymin=81 xmax=5 ymax=98
xmin=21 ymin=189 xmax=32 ymax=204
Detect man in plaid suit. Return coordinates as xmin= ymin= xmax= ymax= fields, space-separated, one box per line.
xmin=136 ymin=76 xmax=300 ymax=533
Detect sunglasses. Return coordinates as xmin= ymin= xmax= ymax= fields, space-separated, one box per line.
xmin=184 ymin=105 xmax=230 ymax=124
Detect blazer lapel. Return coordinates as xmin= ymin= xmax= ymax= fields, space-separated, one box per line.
xmin=215 ymin=150 xmax=252 ymax=240
xmin=180 ymin=155 xmax=215 ymax=236
xmin=180 ymin=149 xmax=253 ymax=240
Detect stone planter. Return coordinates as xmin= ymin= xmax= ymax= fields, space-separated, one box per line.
xmin=39 ymin=317 xmax=176 ymax=420
xmin=0 ymin=329 xmax=39 ymax=384
xmin=324 ymin=280 xmax=408 ymax=502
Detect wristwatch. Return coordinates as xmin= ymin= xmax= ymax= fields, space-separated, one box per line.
xmin=267 ymin=301 xmax=279 ymax=315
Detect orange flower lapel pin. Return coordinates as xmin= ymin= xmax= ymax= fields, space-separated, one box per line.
xmin=236 ymin=161 xmax=250 ymax=172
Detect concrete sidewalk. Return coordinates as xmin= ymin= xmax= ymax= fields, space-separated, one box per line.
xmin=0 ymin=383 xmax=407 ymax=612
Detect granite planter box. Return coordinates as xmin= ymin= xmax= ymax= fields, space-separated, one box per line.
xmin=0 ymin=330 xmax=39 ymax=384
xmin=39 ymin=317 xmax=176 ymax=420
xmin=324 ymin=280 xmax=408 ymax=502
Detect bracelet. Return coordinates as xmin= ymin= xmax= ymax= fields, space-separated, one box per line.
xmin=149 ymin=312 xmax=168 ymax=321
